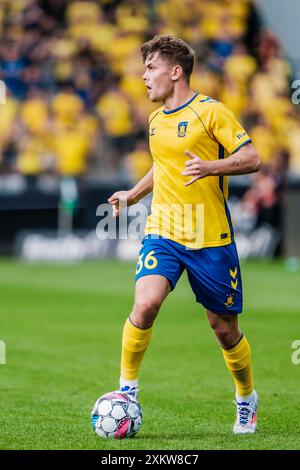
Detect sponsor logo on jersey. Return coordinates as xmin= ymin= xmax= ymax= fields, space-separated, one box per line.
xmin=237 ymin=131 xmax=247 ymax=140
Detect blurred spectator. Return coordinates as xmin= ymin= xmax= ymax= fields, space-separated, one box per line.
xmin=96 ymin=76 xmax=135 ymax=170
xmin=0 ymin=40 xmax=28 ymax=99
xmin=241 ymin=149 xmax=289 ymax=254
xmin=0 ymin=0 xmax=298 ymax=185
xmin=125 ymin=139 xmax=152 ymax=183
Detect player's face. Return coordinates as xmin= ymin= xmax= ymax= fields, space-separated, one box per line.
xmin=143 ymin=52 xmax=174 ymax=102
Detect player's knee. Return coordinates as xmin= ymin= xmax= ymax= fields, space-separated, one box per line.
xmin=131 ymin=299 xmax=161 ymax=328
xmin=214 ymin=327 xmax=232 ymax=345
xmin=208 ymin=316 xmax=228 ymax=333
xmin=211 ymin=323 xmax=240 ymax=348
xmin=209 ymin=317 xmax=230 ymax=338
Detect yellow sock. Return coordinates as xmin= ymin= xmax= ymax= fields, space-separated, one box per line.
xmin=222 ymin=335 xmax=254 ymax=397
xmin=121 ymin=318 xmax=153 ymax=381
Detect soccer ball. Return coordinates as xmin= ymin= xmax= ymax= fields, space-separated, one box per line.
xmin=91 ymin=391 xmax=142 ymax=439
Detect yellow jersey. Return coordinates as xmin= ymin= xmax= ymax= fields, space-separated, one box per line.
xmin=144 ymin=93 xmax=251 ymax=249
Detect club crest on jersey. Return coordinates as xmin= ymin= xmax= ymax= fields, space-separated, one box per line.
xmin=177 ymin=121 xmax=188 ymax=137
xmin=225 ymin=292 xmax=235 ymax=308
xmin=149 ymin=127 xmax=156 ymax=136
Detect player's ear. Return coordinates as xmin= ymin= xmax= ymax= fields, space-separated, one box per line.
xmin=171 ymin=64 xmax=183 ymax=81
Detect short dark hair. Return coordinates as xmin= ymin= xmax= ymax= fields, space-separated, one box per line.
xmin=141 ymin=35 xmax=195 ymax=83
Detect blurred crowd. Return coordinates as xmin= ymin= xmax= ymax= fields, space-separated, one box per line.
xmin=0 ymin=0 xmax=299 ymax=191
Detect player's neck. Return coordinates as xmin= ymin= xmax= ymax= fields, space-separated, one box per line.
xmin=164 ymin=86 xmax=196 ymax=112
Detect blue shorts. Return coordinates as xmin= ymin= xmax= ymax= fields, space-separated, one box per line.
xmin=135 ymin=235 xmax=243 ymax=314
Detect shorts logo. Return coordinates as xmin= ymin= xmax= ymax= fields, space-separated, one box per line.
xmin=230 ymin=267 xmax=238 ymax=289
xmin=177 ymin=121 xmax=188 ymax=137
xmin=225 ymin=292 xmax=235 ymax=308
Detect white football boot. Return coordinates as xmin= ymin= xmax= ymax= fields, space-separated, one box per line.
xmin=119 ymin=385 xmax=139 ymax=402
xmin=233 ymin=390 xmax=258 ymax=434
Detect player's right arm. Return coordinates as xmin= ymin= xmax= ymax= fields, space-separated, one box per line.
xmin=108 ymin=167 xmax=153 ymax=217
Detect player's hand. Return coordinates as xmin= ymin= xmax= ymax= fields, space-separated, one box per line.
xmin=182 ymin=150 xmax=212 ymax=186
xmin=107 ymin=190 xmax=137 ymax=217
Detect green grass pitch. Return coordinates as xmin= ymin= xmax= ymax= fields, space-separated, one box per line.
xmin=0 ymin=258 xmax=300 ymax=450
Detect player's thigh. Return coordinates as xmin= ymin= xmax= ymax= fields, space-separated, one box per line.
xmin=134 ymin=274 xmax=171 ymax=308
xmin=132 ymin=237 xmax=184 ymax=326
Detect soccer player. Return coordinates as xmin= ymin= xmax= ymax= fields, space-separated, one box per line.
xmin=108 ymin=35 xmax=261 ymax=434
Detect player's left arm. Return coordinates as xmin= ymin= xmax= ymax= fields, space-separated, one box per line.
xmin=182 ymin=102 xmax=260 ymax=186
xmin=182 ymin=142 xmax=260 ymax=186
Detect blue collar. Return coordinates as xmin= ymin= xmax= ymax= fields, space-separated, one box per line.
xmin=163 ymin=93 xmax=199 ymax=114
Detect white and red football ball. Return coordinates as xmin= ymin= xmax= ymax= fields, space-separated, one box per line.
xmin=91 ymin=391 xmax=142 ymax=439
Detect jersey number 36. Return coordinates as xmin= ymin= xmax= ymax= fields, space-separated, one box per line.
xmin=136 ymin=250 xmax=158 ymax=274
